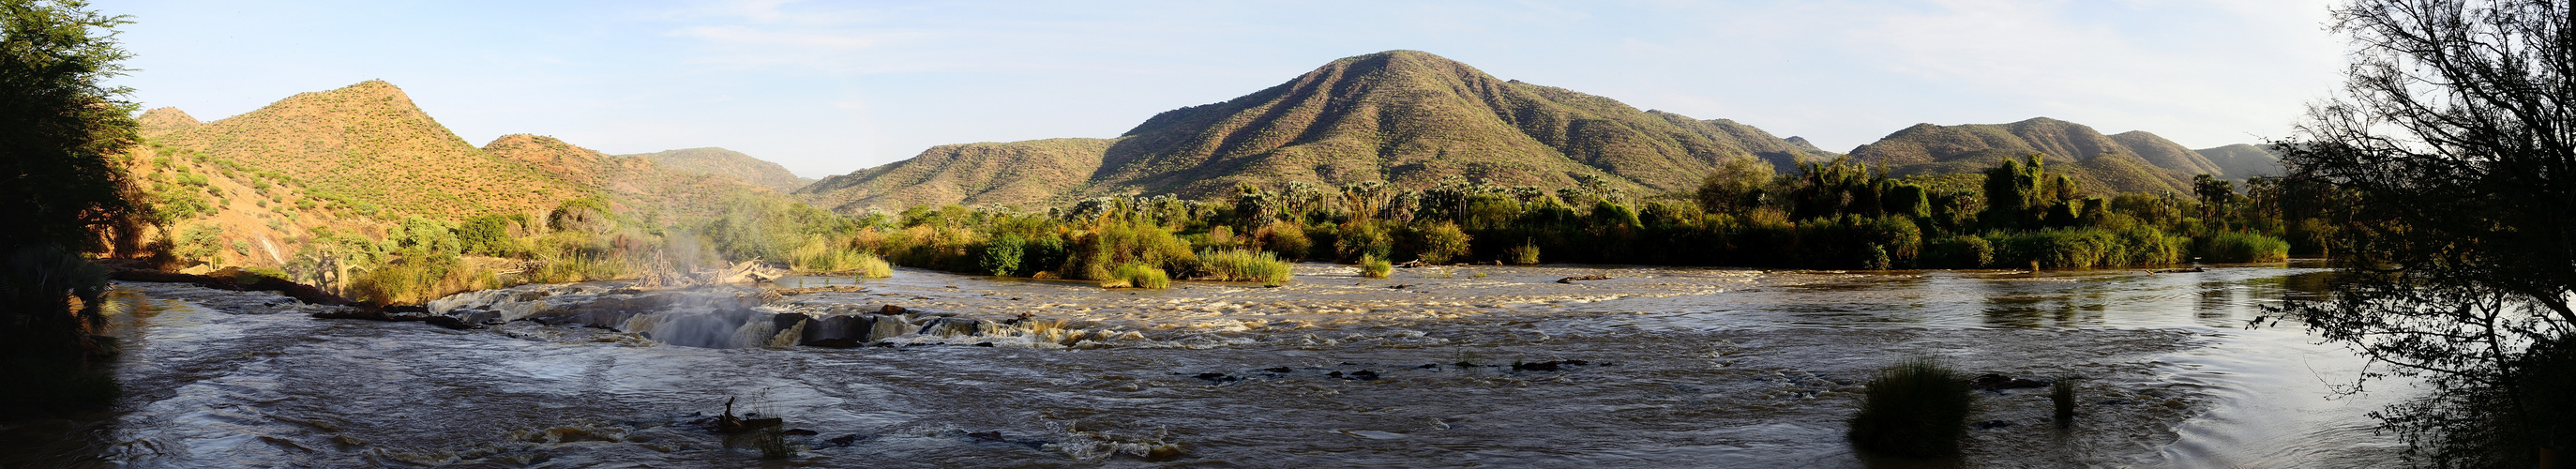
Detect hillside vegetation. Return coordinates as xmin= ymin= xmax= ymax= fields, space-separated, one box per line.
xmin=489 ymin=135 xmax=799 ymax=225
xmin=797 ymin=50 xmax=1837 ymax=212
xmin=1846 ymin=117 xmax=2221 ymax=194
xmin=625 ymin=147 xmax=814 ymax=193
xmin=140 ymin=81 xmax=582 ymax=220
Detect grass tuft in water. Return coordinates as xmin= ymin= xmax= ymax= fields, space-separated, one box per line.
xmin=2052 ymin=377 xmax=2079 ymax=421
xmin=755 ymin=427 xmax=795 ymax=460
xmin=1359 ymin=254 xmax=1392 ymax=279
xmin=1848 ymin=357 xmax=1973 ymax=457
xmin=1100 ymin=263 xmax=1168 ymax=289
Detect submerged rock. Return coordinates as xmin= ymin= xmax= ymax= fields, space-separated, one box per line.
xmin=1968 ymin=373 xmax=2050 ymax=391
xmin=1557 ymin=275 xmax=1611 ymax=283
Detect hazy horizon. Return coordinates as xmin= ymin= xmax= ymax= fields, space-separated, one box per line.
xmin=98 ymin=0 xmax=2342 ymax=179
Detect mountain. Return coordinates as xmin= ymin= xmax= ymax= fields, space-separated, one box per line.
xmin=623 ymin=147 xmax=814 ymax=193
xmin=798 ymin=138 xmax=1115 ymax=211
xmin=139 ymin=80 xmax=582 ymax=220
xmin=797 ymin=50 xmax=1837 ymax=212
xmin=1846 ymin=117 xmax=2226 ymax=194
xmin=137 ymin=107 xmax=200 ymax=135
xmin=487 ymin=135 xmax=794 ymax=223
xmin=2194 ymin=144 xmax=2285 ymax=179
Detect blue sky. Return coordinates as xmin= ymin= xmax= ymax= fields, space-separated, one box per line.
xmin=95 ymin=0 xmax=2343 ymax=179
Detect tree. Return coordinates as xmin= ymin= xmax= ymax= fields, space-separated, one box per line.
xmin=0 ymin=0 xmax=135 ymax=253
xmin=1695 ymin=156 xmax=1773 ymax=216
xmin=2269 ymin=0 xmax=2576 ymax=465
xmin=0 ymin=0 xmax=136 ymax=419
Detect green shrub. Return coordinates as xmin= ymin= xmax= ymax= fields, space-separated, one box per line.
xmin=1504 ymin=239 xmax=1542 ymax=265
xmin=1923 ymin=234 xmax=1994 ymax=268
xmin=1848 ymin=357 xmax=1973 ymax=457
xmin=1334 ymin=221 xmax=1394 ymax=263
xmin=1100 ymin=263 xmax=1168 ymax=289
xmin=2200 ymin=232 xmax=2289 ymax=263
xmin=1416 ymin=220 xmax=1472 ymax=265
xmin=980 ymin=234 xmax=1026 ymax=276
xmin=1359 ymin=254 xmax=1393 ymax=279
xmin=1064 ymin=221 xmax=1196 ymax=280
xmin=1260 ymin=220 xmax=1311 ymax=260
xmin=1197 ymin=249 xmax=1294 ymax=286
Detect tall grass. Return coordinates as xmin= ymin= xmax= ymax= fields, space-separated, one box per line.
xmin=2052 ymin=377 xmax=2078 ymax=421
xmin=1196 ymin=249 xmax=1293 ymax=286
xmin=2199 ymin=232 xmax=2289 ymax=263
xmin=1503 ymin=239 xmax=1541 ymax=265
xmin=854 ymin=252 xmax=893 ymax=279
xmin=788 ymin=234 xmax=871 ymax=272
xmin=1099 ymin=263 xmax=1168 ymax=289
xmin=1848 ymin=357 xmax=1973 ymax=457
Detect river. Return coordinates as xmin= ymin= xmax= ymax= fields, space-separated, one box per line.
xmin=0 ymin=262 xmax=2409 ymax=467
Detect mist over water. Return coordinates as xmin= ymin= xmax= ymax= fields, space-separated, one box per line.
xmin=0 ymin=263 xmax=2404 ymax=467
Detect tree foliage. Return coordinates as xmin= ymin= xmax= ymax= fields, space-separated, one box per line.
xmin=0 ymin=0 xmax=135 ymax=252
xmin=2270 ymin=0 xmax=2576 ymax=465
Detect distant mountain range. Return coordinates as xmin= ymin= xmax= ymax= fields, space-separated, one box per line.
xmin=799 ymin=51 xmax=2281 ymax=212
xmin=134 ymin=52 xmax=2286 ymax=250
xmin=1846 ymin=117 xmax=2277 ymax=194
xmin=796 ymin=50 xmax=1841 ymax=212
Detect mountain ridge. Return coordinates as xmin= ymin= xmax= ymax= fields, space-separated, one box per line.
xmin=798 ymin=50 xmax=1840 ymax=212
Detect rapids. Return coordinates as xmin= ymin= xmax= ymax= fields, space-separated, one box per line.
xmin=0 ymin=262 xmax=2407 ymax=467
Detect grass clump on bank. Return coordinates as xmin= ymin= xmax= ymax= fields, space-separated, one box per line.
xmin=1196 ymin=249 xmax=1292 ymax=286
xmin=1359 ymin=254 xmax=1393 ymax=279
xmin=855 ymin=252 xmax=893 ymax=279
xmin=1099 ymin=263 xmax=1168 ymax=289
xmin=1848 ymin=357 xmax=1973 ymax=457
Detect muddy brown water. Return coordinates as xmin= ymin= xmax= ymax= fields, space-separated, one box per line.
xmin=0 ymin=262 xmax=2407 ymax=467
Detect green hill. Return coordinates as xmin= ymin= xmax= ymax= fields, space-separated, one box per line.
xmin=140 ymin=80 xmax=582 ymax=220
xmin=487 ymin=135 xmax=796 ymax=224
xmin=798 ymin=138 xmax=1115 ymax=212
xmin=622 ymin=147 xmax=814 ymax=193
xmin=1845 ymin=117 xmax=2222 ymax=194
xmin=2194 ymin=144 xmax=2284 ymax=179
xmin=796 ymin=50 xmax=1835 ymax=212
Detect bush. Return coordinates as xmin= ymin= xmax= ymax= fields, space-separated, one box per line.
xmin=1415 ymin=221 xmax=1472 ymax=265
xmin=1848 ymin=357 xmax=1973 ymax=457
xmin=1335 ymin=221 xmax=1394 ymax=263
xmin=1196 ymin=249 xmax=1293 ymax=286
xmin=1099 ymin=263 xmax=1168 ymax=289
xmin=1259 ymin=220 xmax=1311 ymax=260
xmin=0 ymin=358 xmax=120 ymax=420
xmin=2200 ymin=232 xmax=2289 ymax=263
xmin=1504 ymin=239 xmax=1542 ymax=265
xmin=1359 ymin=254 xmax=1393 ymax=279
xmin=980 ymin=234 xmax=1025 ymax=276
xmin=1922 ymin=234 xmax=1994 ymax=268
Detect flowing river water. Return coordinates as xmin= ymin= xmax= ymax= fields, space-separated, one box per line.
xmin=0 ymin=262 xmax=2411 ymax=467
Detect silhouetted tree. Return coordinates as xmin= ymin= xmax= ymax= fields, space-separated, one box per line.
xmin=2269 ymin=0 xmax=2576 ymax=465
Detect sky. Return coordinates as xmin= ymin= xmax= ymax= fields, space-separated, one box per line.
xmin=94 ymin=0 xmax=2346 ymax=179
